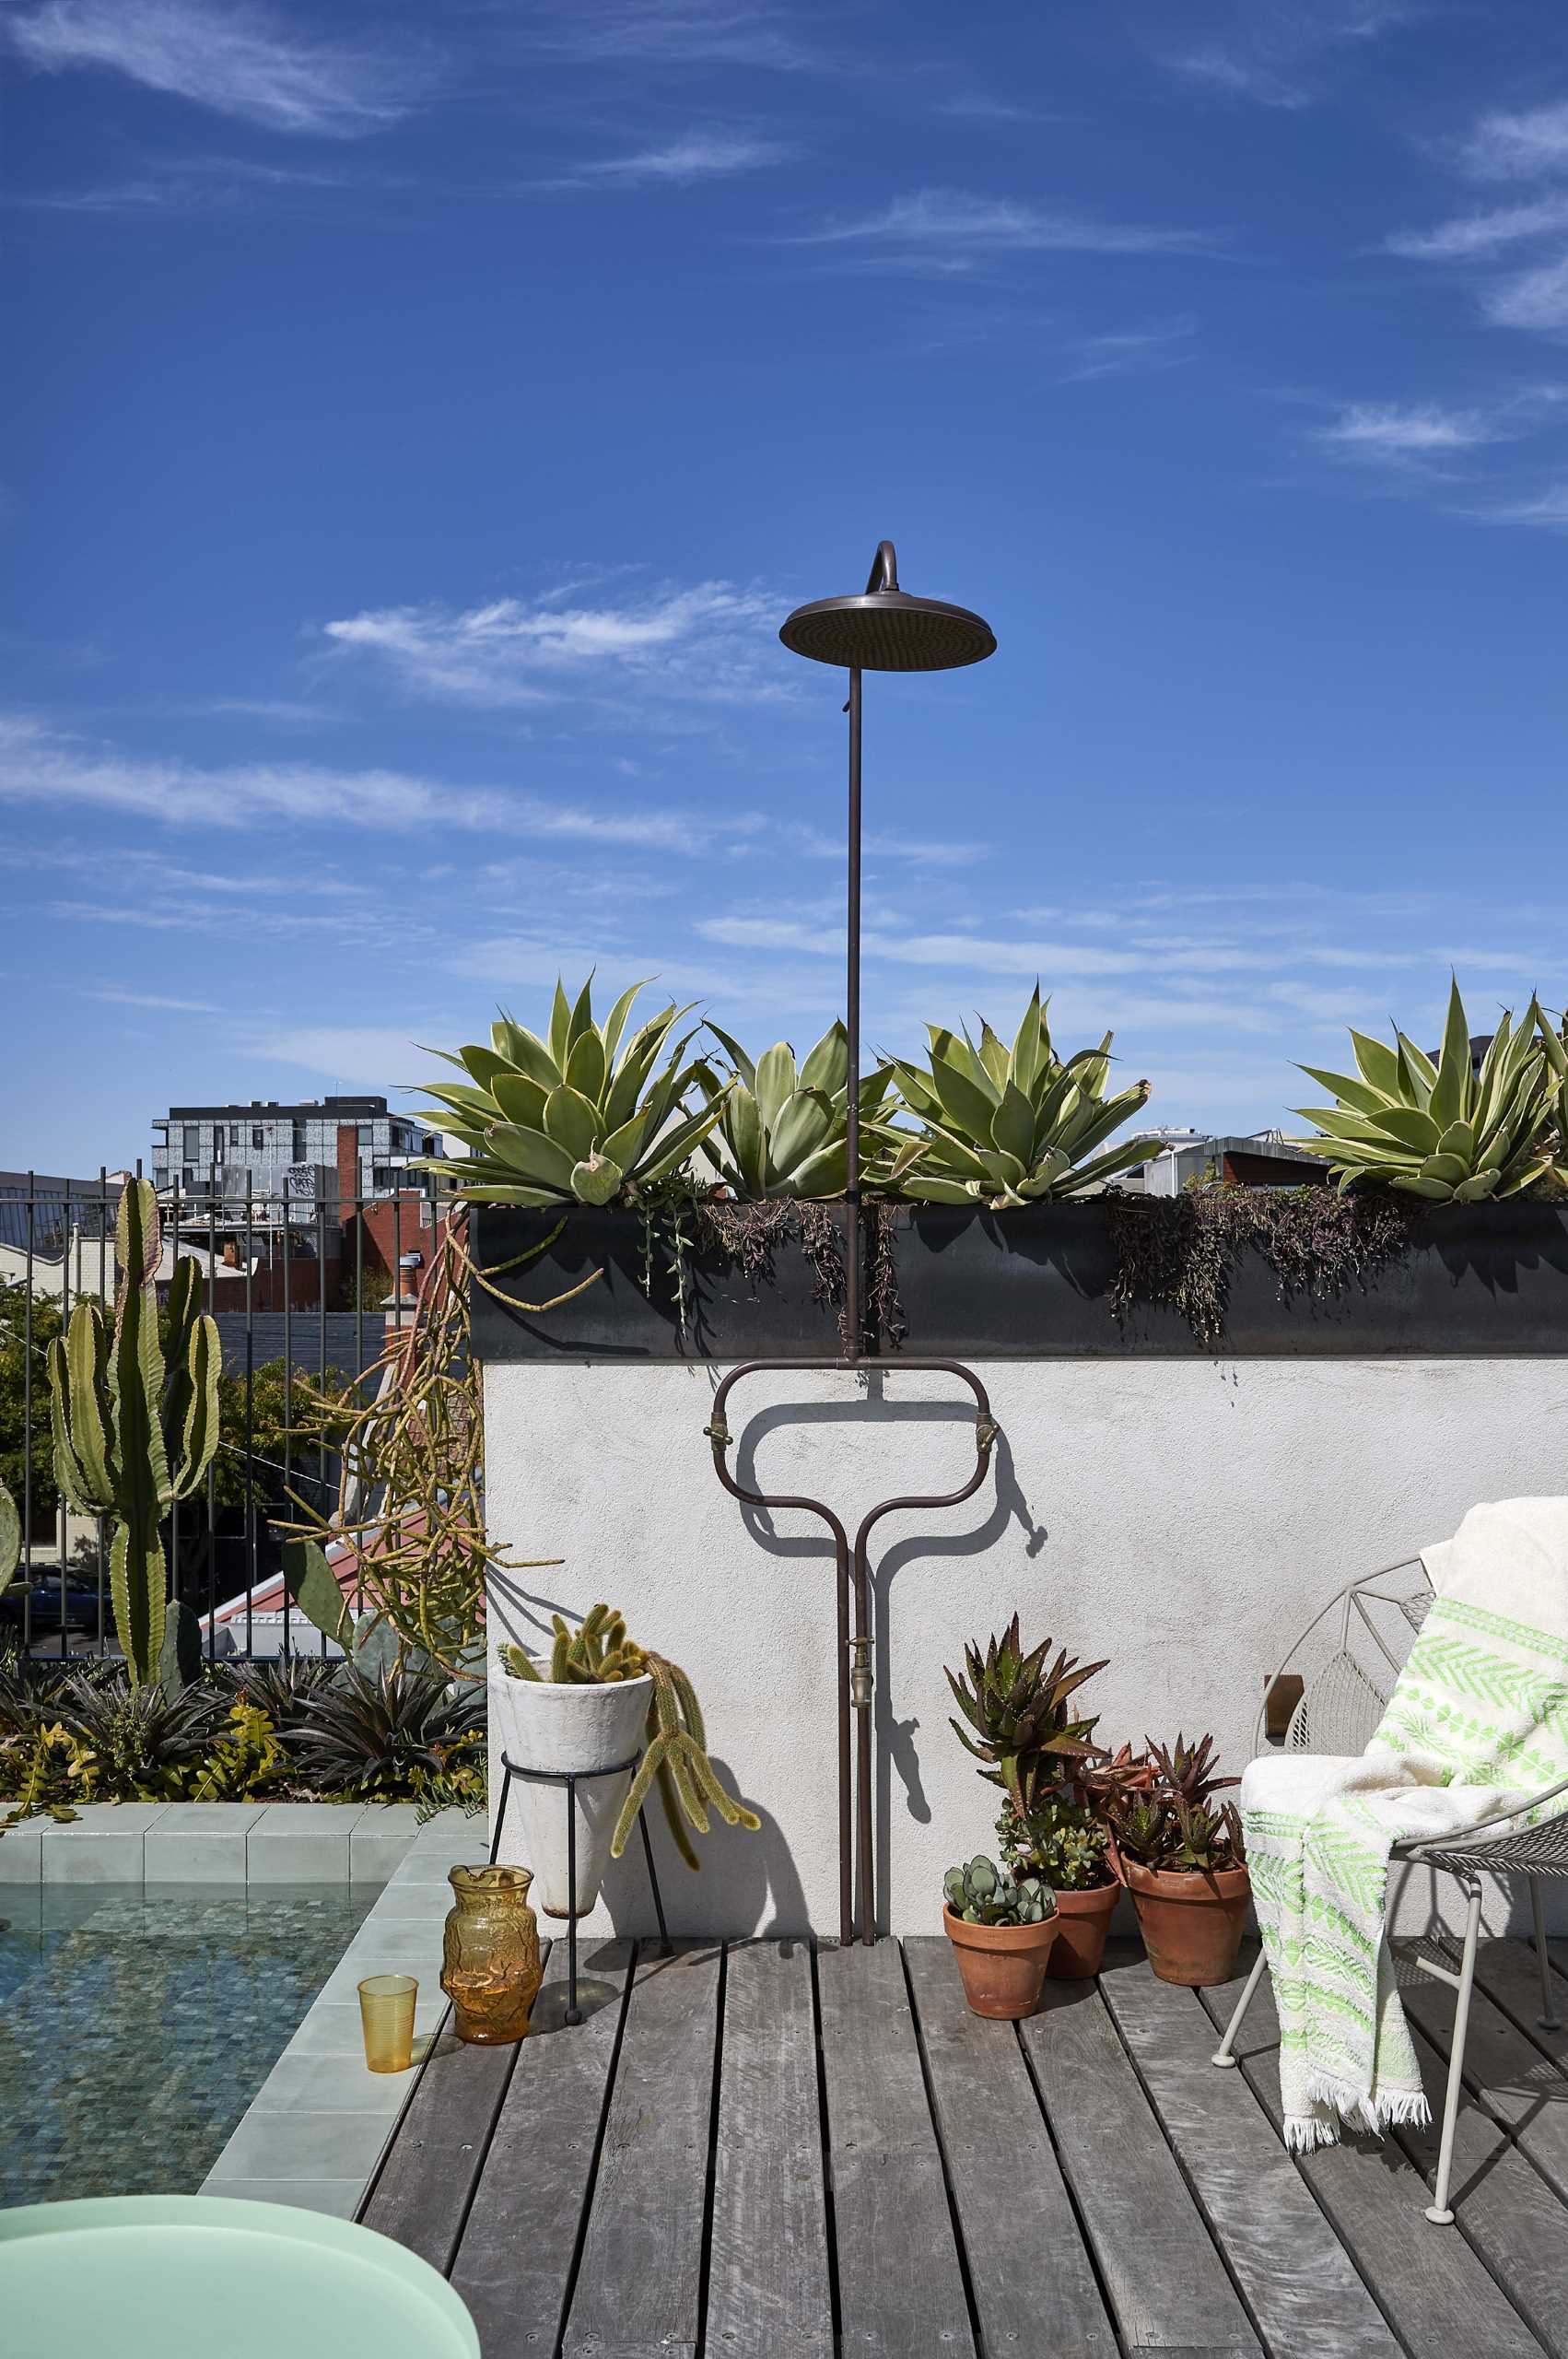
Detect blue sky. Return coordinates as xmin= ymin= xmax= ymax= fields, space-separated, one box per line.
xmin=6 ymin=0 xmax=1568 ymax=1176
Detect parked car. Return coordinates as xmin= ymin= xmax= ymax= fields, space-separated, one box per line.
xmin=0 ymin=1567 xmax=102 ymax=1635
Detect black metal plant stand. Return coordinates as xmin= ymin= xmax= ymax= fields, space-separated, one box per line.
xmin=707 ymin=540 xmax=1003 ymax=1952
xmin=489 ymin=1752 xmax=672 ymax=2026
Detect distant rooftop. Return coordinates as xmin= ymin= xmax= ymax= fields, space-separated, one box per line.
xmin=157 ymin=1096 xmax=393 ymax=1122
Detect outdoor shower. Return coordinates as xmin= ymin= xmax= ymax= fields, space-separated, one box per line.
xmin=706 ymin=540 xmax=1001 ymax=1947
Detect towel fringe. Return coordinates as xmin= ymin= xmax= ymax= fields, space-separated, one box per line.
xmin=1305 ymin=2068 xmax=1431 ymax=2139
xmin=1282 ymin=2112 xmax=1340 ymax=2154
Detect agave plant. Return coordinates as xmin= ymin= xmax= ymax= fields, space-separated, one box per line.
xmin=945 ymin=1616 xmax=1107 ymax=1820
xmin=1294 ymin=980 xmax=1558 ymax=1203
xmin=410 ymin=975 xmax=730 ymax=1207
xmin=698 ymin=1019 xmax=900 ymax=1199
xmin=883 ymin=987 xmax=1158 ymax=1206
xmin=287 ymin=1663 xmax=485 ymax=1798
xmin=47 ymin=1666 xmax=229 ymax=1798
xmin=942 ymin=1853 xmax=1057 ymax=1926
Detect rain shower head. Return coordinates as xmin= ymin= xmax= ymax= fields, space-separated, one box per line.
xmin=778 ymin=539 xmax=996 ymax=674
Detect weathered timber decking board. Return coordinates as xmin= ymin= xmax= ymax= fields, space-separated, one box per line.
xmin=361 ymin=1935 xmax=1568 ymax=2359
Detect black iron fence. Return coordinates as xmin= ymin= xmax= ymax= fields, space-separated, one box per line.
xmin=0 ymin=1169 xmax=451 ymax=1663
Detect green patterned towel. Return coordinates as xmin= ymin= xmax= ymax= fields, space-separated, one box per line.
xmin=1242 ymin=1497 xmax=1568 ymax=2152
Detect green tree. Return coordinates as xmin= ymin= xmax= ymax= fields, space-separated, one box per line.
xmin=0 ymin=1278 xmax=63 ymax=1533
xmin=211 ymin=1356 xmax=353 ymax=1517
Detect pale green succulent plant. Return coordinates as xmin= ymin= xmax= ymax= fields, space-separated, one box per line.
xmin=410 ymin=975 xmax=730 ymax=1207
xmin=1294 ymin=979 xmax=1558 ymax=1203
xmin=883 ymin=986 xmax=1158 ymax=1206
xmin=698 ymin=1019 xmax=901 ymax=1199
xmin=942 ymin=1853 xmax=1057 ymax=1926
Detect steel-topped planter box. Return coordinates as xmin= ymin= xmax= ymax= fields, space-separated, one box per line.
xmin=468 ymin=1200 xmax=1568 ymax=1361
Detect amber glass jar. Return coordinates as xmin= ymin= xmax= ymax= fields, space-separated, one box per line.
xmin=440 ymin=1864 xmax=543 ymax=2044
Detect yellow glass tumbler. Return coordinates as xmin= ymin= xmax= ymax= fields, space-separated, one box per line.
xmin=358 ymin=1974 xmax=417 ymax=2072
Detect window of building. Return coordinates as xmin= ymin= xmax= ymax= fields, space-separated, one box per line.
xmin=228 ymin=1125 xmax=240 ymax=1147
xmin=252 ymin=1126 xmax=264 ymax=1150
xmin=181 ymin=1126 xmax=199 ymax=1159
xmin=181 ymin=1167 xmax=194 ymax=1189
xmin=292 ymin=1125 xmax=308 ymax=1165
xmin=153 ymin=1167 xmax=168 ymax=1190
xmin=373 ymin=1165 xmax=394 ymax=1189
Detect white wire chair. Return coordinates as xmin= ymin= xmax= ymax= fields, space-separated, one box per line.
xmin=1209 ymin=1555 xmax=1568 ymax=2224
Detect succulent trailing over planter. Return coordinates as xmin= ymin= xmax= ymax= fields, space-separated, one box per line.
xmin=1294 ymin=979 xmax=1558 ymax=1203
xmin=46 ymin=1179 xmax=219 ymax=1689
xmin=410 ymin=975 xmax=730 ymax=1207
xmin=699 ymin=1019 xmax=902 ymax=1199
xmin=942 ymin=1852 xmax=1056 ymax=1925
xmin=883 ymin=986 xmax=1159 ymax=1206
xmin=945 ymin=1615 xmax=1106 ymax=1820
xmin=495 ymin=1603 xmax=759 ymax=1897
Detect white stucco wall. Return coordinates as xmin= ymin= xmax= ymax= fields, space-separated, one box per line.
xmin=484 ymin=1356 xmax=1568 ymax=1939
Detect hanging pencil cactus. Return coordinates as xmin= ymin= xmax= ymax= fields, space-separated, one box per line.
xmin=47 ymin=1178 xmax=220 ymax=1688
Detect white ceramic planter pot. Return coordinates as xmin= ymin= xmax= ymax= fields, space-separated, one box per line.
xmin=488 ymin=1662 xmax=653 ymax=1918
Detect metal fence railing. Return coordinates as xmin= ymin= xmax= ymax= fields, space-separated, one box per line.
xmin=0 ymin=1168 xmax=451 ymax=1664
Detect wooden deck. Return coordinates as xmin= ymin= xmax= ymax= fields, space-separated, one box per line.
xmin=359 ymin=1932 xmax=1568 ymax=2359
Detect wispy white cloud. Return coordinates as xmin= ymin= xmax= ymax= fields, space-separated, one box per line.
xmin=14 ymin=151 xmax=399 ymax=217
xmin=1055 ymin=316 xmax=1197 ymax=385
xmin=1385 ymin=197 xmax=1568 ymax=261
xmin=252 ymin=1027 xmax=454 ymax=1086
xmin=1161 ymin=2 xmax=1415 ymax=111
xmin=1313 ymin=401 xmax=1504 ymax=459
xmin=87 ymin=984 xmax=220 ymax=1013
xmin=1478 ymin=482 xmax=1568 ymax=528
xmin=790 ymin=189 xmax=1222 ymax=271
xmin=511 ymin=1 xmax=829 ymax=75
xmin=541 ymin=132 xmax=796 ymax=191
xmin=1483 ymin=256 xmax=1568 ymax=333
xmin=1461 ymin=100 xmax=1568 ymax=183
xmin=322 ymin=580 xmax=785 ymax=709
xmin=7 ymin=0 xmax=428 ymax=137
xmin=0 ymin=712 xmax=773 ymax=850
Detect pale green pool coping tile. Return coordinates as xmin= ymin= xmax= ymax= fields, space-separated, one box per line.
xmin=200 ymin=2177 xmax=363 ymax=2220
xmin=201 ymin=1848 xmax=454 ymax=2206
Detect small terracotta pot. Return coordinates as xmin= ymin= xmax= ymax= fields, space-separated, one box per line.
xmin=1121 ymin=1858 xmax=1251 ymax=1988
xmin=1045 ymin=1879 xmax=1120 ymax=1979
xmin=942 ymin=1904 xmax=1060 ymax=2019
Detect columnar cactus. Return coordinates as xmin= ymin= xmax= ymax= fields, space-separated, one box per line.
xmin=0 ymin=1473 xmax=19 ymax=1594
xmin=47 ymin=1179 xmax=219 ymax=1688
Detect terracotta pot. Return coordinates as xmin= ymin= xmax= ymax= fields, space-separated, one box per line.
xmin=1121 ymin=1858 xmax=1251 ymax=1987
xmin=1045 ymin=1879 xmax=1120 ymax=1979
xmin=942 ymin=1904 xmax=1060 ymax=2019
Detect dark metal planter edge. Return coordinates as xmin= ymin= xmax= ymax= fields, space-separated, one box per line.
xmin=467 ymin=1200 xmax=1568 ymax=1363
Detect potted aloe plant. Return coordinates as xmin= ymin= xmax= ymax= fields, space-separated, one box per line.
xmin=1100 ymin=1734 xmax=1250 ymax=1987
xmin=942 ymin=1855 xmax=1059 ymax=2017
xmin=491 ymin=1604 xmax=758 ymax=1916
xmin=946 ymin=1617 xmax=1118 ymax=1982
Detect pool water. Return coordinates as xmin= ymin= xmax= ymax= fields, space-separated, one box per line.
xmin=0 ymin=1884 xmax=376 ymax=2205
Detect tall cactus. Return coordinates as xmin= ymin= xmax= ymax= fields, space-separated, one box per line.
xmin=47 ymin=1179 xmax=219 ymax=1687
xmin=0 ymin=1473 xmax=19 ymax=1594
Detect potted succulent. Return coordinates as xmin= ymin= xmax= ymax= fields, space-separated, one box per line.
xmin=942 ymin=1855 xmax=1059 ymax=2017
xmin=1100 ymin=1734 xmax=1250 ymax=1987
xmin=946 ymin=1616 xmax=1115 ymax=1978
xmin=996 ymin=1788 xmax=1119 ymax=1979
xmin=491 ymin=1603 xmax=757 ymax=1916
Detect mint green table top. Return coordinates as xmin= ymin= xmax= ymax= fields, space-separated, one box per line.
xmin=0 ymin=2196 xmax=480 ymax=2359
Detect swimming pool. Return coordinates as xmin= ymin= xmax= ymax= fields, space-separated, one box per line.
xmin=0 ymin=1884 xmax=375 ymax=2205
